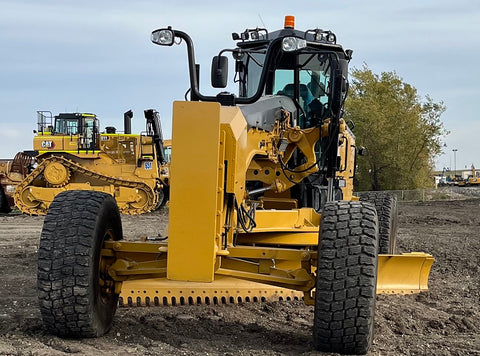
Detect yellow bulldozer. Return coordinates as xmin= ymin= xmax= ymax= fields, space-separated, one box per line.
xmin=36 ymin=16 xmax=433 ymax=355
xmin=14 ymin=109 xmax=170 ymax=215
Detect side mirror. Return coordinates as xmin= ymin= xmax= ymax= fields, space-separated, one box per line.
xmin=211 ymin=55 xmax=228 ymax=88
xmin=331 ymin=59 xmax=349 ymax=118
xmin=151 ymin=28 xmax=174 ymax=46
xmin=358 ymin=147 xmax=367 ymax=156
xmin=331 ymin=70 xmax=343 ymax=118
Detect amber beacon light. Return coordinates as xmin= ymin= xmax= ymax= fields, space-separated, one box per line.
xmin=284 ymin=15 xmax=295 ymax=29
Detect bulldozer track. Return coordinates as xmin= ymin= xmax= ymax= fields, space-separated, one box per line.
xmin=14 ymin=155 xmax=156 ymax=215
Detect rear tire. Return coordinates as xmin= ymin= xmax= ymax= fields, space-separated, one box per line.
xmin=313 ymin=201 xmax=379 ymax=355
xmin=360 ymin=192 xmax=398 ymax=254
xmin=37 ymin=190 xmax=122 ymax=337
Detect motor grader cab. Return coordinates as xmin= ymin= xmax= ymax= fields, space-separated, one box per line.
xmin=15 ymin=109 xmax=170 ymax=215
xmin=37 ymin=16 xmax=433 ymax=355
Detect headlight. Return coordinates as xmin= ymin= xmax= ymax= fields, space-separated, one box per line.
xmin=314 ymin=31 xmax=336 ymax=44
xmin=151 ymin=29 xmax=174 ymax=46
xmin=337 ymin=179 xmax=346 ymax=188
xmin=282 ymin=37 xmax=307 ymax=52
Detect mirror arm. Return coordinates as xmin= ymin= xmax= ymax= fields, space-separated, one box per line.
xmin=171 ymin=30 xmax=209 ymax=102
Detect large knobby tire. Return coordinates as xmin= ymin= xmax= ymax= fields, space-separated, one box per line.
xmin=313 ymin=201 xmax=379 ymax=355
xmin=0 ymin=186 xmax=11 ymax=213
xmin=37 ymin=190 xmax=123 ymax=337
xmin=360 ymin=192 xmax=398 ymax=254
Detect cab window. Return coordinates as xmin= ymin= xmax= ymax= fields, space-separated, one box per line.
xmin=55 ymin=118 xmax=79 ymax=135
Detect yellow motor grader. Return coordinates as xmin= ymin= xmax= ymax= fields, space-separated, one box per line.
xmin=36 ymin=16 xmax=433 ymax=355
xmin=15 ymin=109 xmax=170 ymax=215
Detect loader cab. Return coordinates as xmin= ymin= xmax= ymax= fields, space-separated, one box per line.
xmin=54 ymin=113 xmax=99 ymax=150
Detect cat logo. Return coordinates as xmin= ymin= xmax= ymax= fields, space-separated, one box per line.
xmin=41 ymin=140 xmax=55 ymax=149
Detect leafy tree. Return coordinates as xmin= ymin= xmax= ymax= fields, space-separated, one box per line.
xmin=344 ymin=65 xmax=447 ymax=191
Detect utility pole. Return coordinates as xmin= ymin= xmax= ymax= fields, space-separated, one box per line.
xmin=452 ymin=148 xmax=458 ymax=177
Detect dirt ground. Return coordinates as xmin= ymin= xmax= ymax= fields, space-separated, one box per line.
xmin=0 ymin=198 xmax=479 ymax=355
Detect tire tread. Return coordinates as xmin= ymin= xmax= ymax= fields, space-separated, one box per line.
xmin=313 ymin=201 xmax=378 ymax=355
xmin=37 ymin=190 xmax=120 ymax=337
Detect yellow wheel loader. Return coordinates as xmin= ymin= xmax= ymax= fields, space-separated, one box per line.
xmin=36 ymin=16 xmax=434 ymax=355
xmin=466 ymin=164 xmax=480 ymax=186
xmin=14 ymin=109 xmax=170 ymax=215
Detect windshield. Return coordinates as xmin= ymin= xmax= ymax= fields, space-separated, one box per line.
xmin=55 ymin=118 xmax=79 ymax=135
xmin=274 ymin=53 xmax=332 ymax=127
xmin=241 ymin=51 xmax=266 ymax=97
xmin=237 ymin=46 xmax=333 ymax=127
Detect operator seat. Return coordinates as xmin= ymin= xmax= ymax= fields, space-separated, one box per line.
xmin=280 ymin=84 xmax=314 ymax=115
xmin=280 ymin=84 xmax=315 ymax=128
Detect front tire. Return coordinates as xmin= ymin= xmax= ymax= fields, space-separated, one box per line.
xmin=37 ymin=190 xmax=122 ymax=337
xmin=313 ymin=201 xmax=379 ymax=355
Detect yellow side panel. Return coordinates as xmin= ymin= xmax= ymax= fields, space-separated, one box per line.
xmin=252 ymin=208 xmax=320 ymax=232
xmin=167 ymin=101 xmax=222 ymax=282
xmin=33 ymin=136 xmax=67 ymax=151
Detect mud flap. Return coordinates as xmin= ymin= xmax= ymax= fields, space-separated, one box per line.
xmin=377 ymin=252 xmax=434 ymax=294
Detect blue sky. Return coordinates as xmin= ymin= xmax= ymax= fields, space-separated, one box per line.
xmin=1 ymin=0 xmax=479 ymax=172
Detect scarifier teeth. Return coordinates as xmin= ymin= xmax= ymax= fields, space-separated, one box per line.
xmin=119 ymin=293 xmax=302 ymax=307
xmin=118 ymin=277 xmax=304 ymax=307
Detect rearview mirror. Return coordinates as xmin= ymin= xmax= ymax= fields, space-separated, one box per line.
xmin=211 ymin=56 xmax=228 ymax=88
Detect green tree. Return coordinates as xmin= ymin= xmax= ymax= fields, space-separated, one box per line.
xmin=344 ymin=65 xmax=447 ymax=191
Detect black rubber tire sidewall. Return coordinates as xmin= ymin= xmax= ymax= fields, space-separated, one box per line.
xmin=90 ymin=193 xmax=123 ymax=335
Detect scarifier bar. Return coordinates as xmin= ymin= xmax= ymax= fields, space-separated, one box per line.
xmin=118 ymin=253 xmax=434 ymax=306
xmin=119 ymin=276 xmax=303 ymax=306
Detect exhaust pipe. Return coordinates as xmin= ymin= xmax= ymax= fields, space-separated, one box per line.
xmin=124 ymin=110 xmax=133 ymax=134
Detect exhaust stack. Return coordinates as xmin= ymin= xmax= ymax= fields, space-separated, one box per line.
xmin=124 ymin=110 xmax=133 ymax=134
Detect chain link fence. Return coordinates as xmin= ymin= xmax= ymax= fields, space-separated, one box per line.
xmin=356 ymin=186 xmax=480 ymax=202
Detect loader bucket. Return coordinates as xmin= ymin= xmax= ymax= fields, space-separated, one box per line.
xmin=377 ymin=252 xmax=434 ymax=294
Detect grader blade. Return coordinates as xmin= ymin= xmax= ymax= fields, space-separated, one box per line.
xmin=119 ymin=275 xmax=304 ymax=306
xmin=118 ymin=252 xmax=434 ymax=307
xmin=377 ymin=252 xmax=434 ymax=294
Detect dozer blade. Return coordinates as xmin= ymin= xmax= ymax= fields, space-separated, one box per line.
xmin=119 ymin=275 xmax=304 ymax=306
xmin=377 ymin=252 xmax=434 ymax=294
